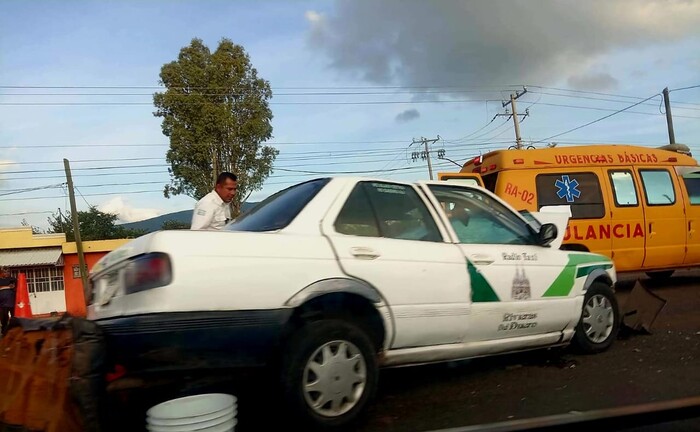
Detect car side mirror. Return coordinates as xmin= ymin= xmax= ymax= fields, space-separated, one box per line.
xmin=538 ymin=223 xmax=558 ymax=247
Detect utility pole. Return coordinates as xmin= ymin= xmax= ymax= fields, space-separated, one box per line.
xmin=498 ymin=87 xmax=529 ymax=149
xmin=411 ymin=136 xmax=440 ymax=180
xmin=663 ymin=87 xmax=676 ymax=144
xmin=63 ymin=159 xmax=89 ymax=304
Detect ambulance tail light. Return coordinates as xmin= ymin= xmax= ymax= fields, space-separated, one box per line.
xmin=124 ymin=253 xmax=172 ymax=294
xmin=514 ymin=159 xmax=525 ymax=165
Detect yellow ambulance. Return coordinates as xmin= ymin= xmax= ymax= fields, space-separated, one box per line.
xmin=438 ymin=144 xmax=700 ymax=277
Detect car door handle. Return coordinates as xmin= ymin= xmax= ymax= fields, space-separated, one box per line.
xmin=470 ymin=254 xmax=495 ymax=265
xmin=350 ymin=247 xmax=381 ymax=260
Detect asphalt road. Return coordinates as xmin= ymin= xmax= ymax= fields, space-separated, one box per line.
xmin=353 ymin=271 xmax=700 ymax=432
xmin=232 ymin=271 xmax=700 ymax=432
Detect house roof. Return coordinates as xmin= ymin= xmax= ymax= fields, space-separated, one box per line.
xmin=0 ymin=247 xmax=63 ymax=268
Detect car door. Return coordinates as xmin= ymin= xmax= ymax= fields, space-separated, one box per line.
xmin=677 ymin=167 xmax=700 ymax=265
xmin=637 ymin=168 xmax=686 ymax=269
xmin=421 ymin=183 xmax=580 ymax=343
xmin=605 ymin=169 xmax=646 ymax=272
xmin=322 ymin=180 xmax=471 ymax=349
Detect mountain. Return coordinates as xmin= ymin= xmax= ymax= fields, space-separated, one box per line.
xmin=120 ymin=202 xmax=258 ymax=233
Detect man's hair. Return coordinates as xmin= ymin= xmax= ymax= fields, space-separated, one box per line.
xmin=216 ymin=172 xmax=237 ymax=185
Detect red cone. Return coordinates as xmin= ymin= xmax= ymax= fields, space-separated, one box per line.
xmin=14 ymin=273 xmax=32 ymax=318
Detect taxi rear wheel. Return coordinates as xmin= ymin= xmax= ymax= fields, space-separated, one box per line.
xmin=280 ymin=319 xmax=378 ymax=430
xmin=572 ymin=282 xmax=620 ymax=353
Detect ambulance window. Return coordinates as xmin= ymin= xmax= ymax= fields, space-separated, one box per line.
xmin=639 ymin=169 xmax=676 ymax=206
xmin=482 ymin=173 xmax=498 ymax=192
xmin=681 ymin=172 xmax=700 ymax=205
xmin=443 ymin=178 xmax=480 ymax=187
xmin=535 ymin=173 xmax=605 ymax=219
xmin=609 ymin=170 xmax=638 ymax=206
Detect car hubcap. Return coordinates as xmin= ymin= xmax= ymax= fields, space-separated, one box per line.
xmin=582 ymin=294 xmax=614 ymax=343
xmin=302 ymin=340 xmax=367 ymax=417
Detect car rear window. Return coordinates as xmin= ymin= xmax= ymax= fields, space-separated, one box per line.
xmin=225 ymin=178 xmax=330 ymax=232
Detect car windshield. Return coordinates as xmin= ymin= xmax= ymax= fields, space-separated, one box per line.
xmin=225 ymin=178 xmax=330 ymax=232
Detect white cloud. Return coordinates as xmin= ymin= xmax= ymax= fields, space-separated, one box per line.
xmin=307 ymin=1 xmax=700 ymax=92
xmin=98 ymin=196 xmax=162 ymax=223
xmin=304 ymin=10 xmax=324 ymax=24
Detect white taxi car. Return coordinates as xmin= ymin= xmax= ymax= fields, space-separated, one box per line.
xmin=88 ymin=177 xmax=619 ymax=429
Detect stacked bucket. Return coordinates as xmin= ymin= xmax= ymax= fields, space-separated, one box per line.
xmin=146 ymin=394 xmax=237 ymax=432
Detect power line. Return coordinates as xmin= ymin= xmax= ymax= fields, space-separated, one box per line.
xmin=0 ymin=99 xmax=502 ymax=107
xmin=0 ymin=140 xmax=519 ymax=180
xmin=0 ymin=190 xmax=166 ymax=202
xmin=0 ymin=84 xmax=521 ymax=90
xmin=74 ymin=186 xmax=94 ymax=209
xmin=0 ymin=210 xmax=54 ymax=217
xmin=669 ymin=84 xmax=700 ymax=92
xmin=0 ymin=89 xmax=514 ymax=97
xmin=0 ymin=183 xmax=66 ymax=197
xmin=1 ymin=163 xmax=169 ymax=175
xmin=0 ymin=139 xmax=409 ymax=149
xmin=0 ymin=147 xmax=416 ymax=166
xmin=527 ymin=90 xmax=700 ymax=111
xmin=448 ymin=116 xmax=500 ymax=143
xmin=0 ymin=170 xmax=169 ymax=181
xmin=525 ymin=101 xmax=700 ymax=119
xmin=273 ymin=165 xmax=439 ymax=175
xmin=533 ymin=92 xmax=664 ymax=144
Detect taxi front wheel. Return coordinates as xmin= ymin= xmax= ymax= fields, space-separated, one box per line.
xmin=572 ymin=282 xmax=620 ymax=354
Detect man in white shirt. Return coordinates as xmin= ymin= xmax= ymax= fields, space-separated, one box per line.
xmin=190 ymin=172 xmax=238 ymax=230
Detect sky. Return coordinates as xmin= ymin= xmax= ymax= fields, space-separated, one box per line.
xmin=1 ymin=0 xmax=699 ymax=230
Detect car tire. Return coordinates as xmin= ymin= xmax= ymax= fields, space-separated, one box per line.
xmin=281 ymin=319 xmax=378 ymax=430
xmin=572 ymin=282 xmax=620 ymax=354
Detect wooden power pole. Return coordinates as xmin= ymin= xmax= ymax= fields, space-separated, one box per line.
xmin=63 ymin=159 xmax=89 ymax=303
xmin=501 ymin=87 xmax=528 ymax=149
xmin=663 ymin=87 xmax=676 ymax=145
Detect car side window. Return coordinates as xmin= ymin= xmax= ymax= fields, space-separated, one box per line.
xmin=428 ymin=185 xmax=535 ymax=245
xmin=364 ymin=182 xmax=444 ymax=242
xmin=334 ymin=184 xmax=380 ymax=237
xmin=334 ymin=182 xmax=442 ymax=242
xmin=609 ymin=170 xmax=639 ymax=206
xmin=639 ymin=169 xmax=675 ymax=205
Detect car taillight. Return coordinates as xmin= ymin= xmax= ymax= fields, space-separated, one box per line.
xmin=124 ymin=253 xmax=172 ymax=294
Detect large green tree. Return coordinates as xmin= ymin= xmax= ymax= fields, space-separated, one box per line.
xmin=153 ymin=38 xmax=277 ymax=215
xmin=47 ymin=208 xmax=146 ymax=241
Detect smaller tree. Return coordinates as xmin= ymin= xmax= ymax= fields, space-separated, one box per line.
xmin=161 ymin=219 xmax=190 ymax=230
xmin=21 ymin=218 xmax=44 ymax=234
xmin=47 ymin=207 xmax=146 ymax=241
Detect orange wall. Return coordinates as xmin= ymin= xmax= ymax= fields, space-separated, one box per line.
xmin=63 ymin=252 xmax=109 ymax=317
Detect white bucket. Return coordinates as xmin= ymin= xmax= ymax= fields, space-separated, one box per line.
xmin=146 ymin=394 xmax=237 ymax=432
